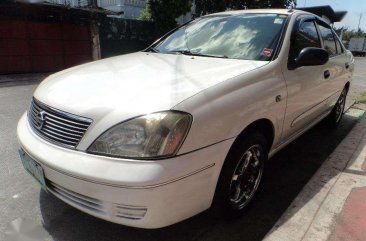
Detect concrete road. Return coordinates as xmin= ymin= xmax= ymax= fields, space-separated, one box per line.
xmin=1 ymin=58 xmax=366 ymax=241
xmin=347 ymin=57 xmax=366 ymax=108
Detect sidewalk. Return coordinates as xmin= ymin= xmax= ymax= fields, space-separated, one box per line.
xmin=264 ymin=106 xmax=366 ymax=241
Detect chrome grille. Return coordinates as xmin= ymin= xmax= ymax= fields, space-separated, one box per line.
xmin=28 ymin=98 xmax=92 ymax=148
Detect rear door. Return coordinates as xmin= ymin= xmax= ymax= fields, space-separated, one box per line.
xmin=316 ymin=21 xmax=350 ymax=109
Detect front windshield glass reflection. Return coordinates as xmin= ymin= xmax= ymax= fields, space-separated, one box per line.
xmin=155 ymin=13 xmax=288 ymax=60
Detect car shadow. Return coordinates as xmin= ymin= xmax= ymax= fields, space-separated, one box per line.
xmin=39 ymin=112 xmax=361 ymax=241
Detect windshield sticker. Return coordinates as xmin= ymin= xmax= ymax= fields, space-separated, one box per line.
xmin=262 ymin=48 xmax=273 ymax=56
xmin=274 ymin=18 xmax=284 ymax=24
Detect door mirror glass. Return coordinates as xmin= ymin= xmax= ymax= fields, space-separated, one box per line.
xmin=295 ymin=47 xmax=329 ymax=67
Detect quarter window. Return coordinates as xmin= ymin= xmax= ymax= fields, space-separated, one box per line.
xmin=291 ymin=20 xmax=321 ymax=59
xmin=318 ymin=24 xmax=337 ymax=56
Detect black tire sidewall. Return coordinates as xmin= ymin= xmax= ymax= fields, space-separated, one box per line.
xmin=212 ymin=130 xmax=268 ymax=217
xmin=328 ymin=88 xmax=347 ymax=128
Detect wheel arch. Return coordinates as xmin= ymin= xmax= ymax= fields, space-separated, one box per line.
xmin=212 ymin=118 xmax=275 ymax=213
xmin=230 ymin=118 xmax=275 ymax=154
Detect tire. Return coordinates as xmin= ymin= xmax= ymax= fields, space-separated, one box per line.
xmin=326 ymin=87 xmax=347 ymax=128
xmin=212 ymin=130 xmax=268 ymax=217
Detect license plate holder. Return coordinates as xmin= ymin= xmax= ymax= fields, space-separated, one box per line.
xmin=18 ymin=149 xmax=46 ymax=190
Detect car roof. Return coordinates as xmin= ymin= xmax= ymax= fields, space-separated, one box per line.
xmin=206 ymin=9 xmax=329 ymax=24
xmin=208 ymin=9 xmax=291 ymax=16
xmin=207 ymin=8 xmax=312 ymax=17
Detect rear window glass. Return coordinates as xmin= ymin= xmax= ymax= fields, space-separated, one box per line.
xmin=335 ymin=35 xmax=344 ymax=54
xmin=318 ymin=24 xmax=337 ymax=56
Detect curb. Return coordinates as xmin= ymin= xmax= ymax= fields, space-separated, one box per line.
xmin=264 ymin=108 xmax=366 ymax=241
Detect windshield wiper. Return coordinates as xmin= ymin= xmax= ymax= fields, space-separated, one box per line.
xmin=145 ymin=46 xmax=159 ymax=53
xmin=168 ymin=50 xmax=228 ymax=59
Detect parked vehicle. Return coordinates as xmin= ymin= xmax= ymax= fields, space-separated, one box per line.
xmin=348 ymin=37 xmax=366 ymax=56
xmin=17 ymin=9 xmax=354 ymax=228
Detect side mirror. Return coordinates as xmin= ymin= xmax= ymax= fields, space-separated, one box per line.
xmin=295 ymin=47 xmax=329 ymax=67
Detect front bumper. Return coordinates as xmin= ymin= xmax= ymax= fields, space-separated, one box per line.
xmin=17 ymin=113 xmax=234 ymax=228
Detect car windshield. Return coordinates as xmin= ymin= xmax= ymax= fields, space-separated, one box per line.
xmin=154 ymin=13 xmax=288 ymax=61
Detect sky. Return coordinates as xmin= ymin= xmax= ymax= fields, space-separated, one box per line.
xmin=296 ymin=0 xmax=366 ymax=30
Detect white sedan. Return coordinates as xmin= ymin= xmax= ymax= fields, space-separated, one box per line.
xmin=17 ymin=9 xmax=354 ymax=228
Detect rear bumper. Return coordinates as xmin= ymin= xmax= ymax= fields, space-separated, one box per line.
xmin=17 ymin=113 xmax=233 ymax=228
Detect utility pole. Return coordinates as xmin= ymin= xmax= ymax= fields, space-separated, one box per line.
xmin=358 ymin=12 xmax=365 ymax=32
xmin=90 ymin=0 xmax=98 ymax=8
xmin=293 ymin=0 xmax=297 ymax=8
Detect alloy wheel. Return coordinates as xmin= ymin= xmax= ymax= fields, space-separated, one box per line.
xmin=229 ymin=144 xmax=264 ymax=209
xmin=335 ymin=90 xmax=346 ymax=123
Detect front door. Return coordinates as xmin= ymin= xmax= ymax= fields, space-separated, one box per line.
xmin=281 ymin=16 xmax=330 ymax=140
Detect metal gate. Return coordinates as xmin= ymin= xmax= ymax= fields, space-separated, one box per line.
xmin=0 ymin=19 xmax=92 ymax=74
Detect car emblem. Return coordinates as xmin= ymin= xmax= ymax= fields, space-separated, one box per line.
xmin=35 ymin=111 xmax=46 ymax=130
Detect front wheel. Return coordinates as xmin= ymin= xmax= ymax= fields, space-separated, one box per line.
xmin=326 ymin=88 xmax=347 ymax=128
xmin=212 ymin=131 xmax=268 ymax=217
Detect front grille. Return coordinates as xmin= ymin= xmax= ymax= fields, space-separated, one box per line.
xmin=28 ymin=98 xmax=92 ymax=148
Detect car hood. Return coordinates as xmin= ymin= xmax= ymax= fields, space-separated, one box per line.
xmin=34 ymin=52 xmax=267 ymax=122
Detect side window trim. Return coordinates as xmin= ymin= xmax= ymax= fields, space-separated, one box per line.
xmin=314 ymin=21 xmax=324 ymax=49
xmin=290 ymin=15 xmax=317 ymax=39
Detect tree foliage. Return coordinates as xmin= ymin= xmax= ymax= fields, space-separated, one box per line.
xmin=194 ymin=0 xmax=230 ymax=16
xmin=139 ymin=0 xmax=192 ymax=33
xmin=334 ymin=27 xmax=366 ymax=42
xmin=196 ymin=0 xmax=297 ymax=16
xmin=139 ymin=4 xmax=152 ymax=22
xmin=140 ymin=0 xmax=297 ymax=33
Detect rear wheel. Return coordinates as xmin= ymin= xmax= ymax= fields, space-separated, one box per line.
xmin=326 ymin=87 xmax=347 ymax=128
xmin=212 ymin=131 xmax=267 ymax=217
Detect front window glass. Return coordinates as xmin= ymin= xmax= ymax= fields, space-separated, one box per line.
xmin=290 ymin=20 xmax=321 ymax=59
xmin=154 ymin=13 xmax=288 ymax=61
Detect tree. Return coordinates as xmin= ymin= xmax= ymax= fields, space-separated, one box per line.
xmin=334 ymin=27 xmax=366 ymax=42
xmin=139 ymin=4 xmax=152 ymax=21
xmin=195 ymin=0 xmax=230 ymax=16
xmin=139 ymin=0 xmax=192 ymax=34
xmin=196 ymin=0 xmax=297 ymax=16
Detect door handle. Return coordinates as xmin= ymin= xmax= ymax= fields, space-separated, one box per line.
xmin=276 ymin=95 xmax=282 ymax=102
xmin=345 ymin=62 xmax=350 ymax=69
xmin=324 ymin=70 xmax=330 ymax=79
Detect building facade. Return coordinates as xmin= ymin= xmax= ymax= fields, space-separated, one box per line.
xmin=46 ymin=0 xmax=92 ymax=7
xmin=97 ymin=0 xmax=146 ymax=19
xmin=0 ymin=1 xmax=104 ymax=74
xmin=45 ymin=0 xmax=195 ymax=22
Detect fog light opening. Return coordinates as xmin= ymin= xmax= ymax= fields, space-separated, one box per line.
xmin=113 ymin=204 xmax=147 ymax=220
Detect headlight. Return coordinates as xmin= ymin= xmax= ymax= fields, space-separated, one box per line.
xmin=88 ymin=111 xmax=192 ymax=159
